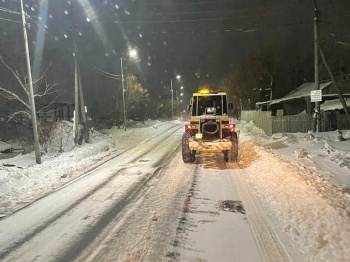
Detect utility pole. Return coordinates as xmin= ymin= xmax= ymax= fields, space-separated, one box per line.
xmin=121 ymin=56 xmax=127 ymax=131
xmin=20 ymin=0 xmax=41 ymax=164
xmin=74 ymin=43 xmax=80 ymax=144
xmin=171 ymin=79 xmax=174 ymax=119
xmin=170 ymin=75 xmax=180 ymax=119
xmin=78 ymin=64 xmax=89 ymax=143
xmin=71 ymin=1 xmax=80 ymax=144
xmin=314 ymin=0 xmax=321 ymax=132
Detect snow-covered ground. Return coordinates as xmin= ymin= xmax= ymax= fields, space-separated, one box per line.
xmin=1 ymin=119 xmax=350 ymax=261
xmin=238 ymin=120 xmax=350 ymax=261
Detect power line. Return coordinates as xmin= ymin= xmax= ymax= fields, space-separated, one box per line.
xmin=0 ymin=16 xmax=21 ymax=23
xmin=0 ymin=7 xmax=21 ymax=15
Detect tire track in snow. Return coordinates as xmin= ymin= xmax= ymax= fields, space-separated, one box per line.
xmin=230 ymin=164 xmax=292 ymax=262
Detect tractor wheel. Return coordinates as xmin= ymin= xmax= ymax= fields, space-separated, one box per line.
xmin=182 ymin=133 xmax=194 ymax=163
xmin=229 ymin=132 xmax=239 ymax=162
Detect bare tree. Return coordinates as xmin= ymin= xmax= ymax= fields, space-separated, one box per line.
xmin=0 ymin=56 xmax=58 ymax=122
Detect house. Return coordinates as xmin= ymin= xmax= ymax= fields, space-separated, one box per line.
xmin=256 ymin=81 xmax=350 ymax=116
xmin=37 ymin=103 xmax=79 ymax=122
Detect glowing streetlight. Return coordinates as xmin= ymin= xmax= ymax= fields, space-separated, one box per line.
xmin=121 ymin=48 xmax=138 ymax=131
xmin=170 ymin=75 xmax=181 ymax=119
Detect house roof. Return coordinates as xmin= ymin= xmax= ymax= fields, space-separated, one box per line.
xmin=321 ymin=98 xmax=350 ymax=111
xmin=269 ymin=81 xmax=333 ymax=105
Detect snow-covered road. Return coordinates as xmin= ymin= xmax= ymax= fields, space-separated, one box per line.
xmin=0 ymin=122 xmax=277 ymax=262
xmin=1 ymin=120 xmax=349 ymax=261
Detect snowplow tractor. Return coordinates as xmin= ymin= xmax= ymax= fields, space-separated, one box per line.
xmin=182 ymin=89 xmax=239 ymax=163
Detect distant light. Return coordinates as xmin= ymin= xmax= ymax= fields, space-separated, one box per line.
xmin=176 ymin=75 xmax=181 ymax=79
xmin=180 ymin=86 xmax=184 ymax=90
xmin=129 ymin=49 xmax=137 ymax=58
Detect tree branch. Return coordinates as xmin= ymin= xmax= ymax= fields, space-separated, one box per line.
xmin=7 ymin=111 xmax=30 ymax=122
xmin=0 ymin=86 xmax=30 ymax=109
xmin=37 ymin=96 xmax=59 ymax=113
xmin=0 ymin=56 xmax=28 ymax=96
xmin=34 ymin=80 xmax=58 ymax=98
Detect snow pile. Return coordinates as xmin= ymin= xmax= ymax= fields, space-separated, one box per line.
xmin=39 ymin=121 xmax=75 ymax=153
xmin=294 ymin=148 xmax=310 ymax=158
xmin=303 ymin=131 xmax=323 ymax=143
xmin=241 ymin=143 xmax=350 ymax=261
xmin=238 ymin=120 xmax=271 ymax=143
xmin=271 ymin=133 xmax=299 ymax=144
xmin=320 ymin=142 xmax=350 ymax=170
xmin=330 ymin=152 xmax=350 ymax=169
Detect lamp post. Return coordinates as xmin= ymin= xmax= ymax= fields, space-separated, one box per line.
xmin=170 ymin=75 xmax=181 ymax=119
xmin=120 ymin=49 xmax=137 ymax=131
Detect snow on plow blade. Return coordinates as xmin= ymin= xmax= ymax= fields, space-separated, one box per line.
xmin=189 ymin=140 xmax=232 ymax=152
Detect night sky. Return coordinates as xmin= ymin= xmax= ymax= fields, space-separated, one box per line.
xmin=1 ymin=0 xmax=350 ymax=108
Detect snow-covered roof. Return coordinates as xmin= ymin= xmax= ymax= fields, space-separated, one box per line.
xmin=321 ymin=98 xmax=350 ymax=111
xmin=269 ymin=81 xmax=333 ymax=105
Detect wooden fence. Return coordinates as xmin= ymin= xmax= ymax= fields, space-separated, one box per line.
xmin=272 ymin=114 xmax=314 ymax=133
xmin=241 ymin=110 xmax=350 ymax=135
xmin=240 ymin=111 xmax=273 ymax=136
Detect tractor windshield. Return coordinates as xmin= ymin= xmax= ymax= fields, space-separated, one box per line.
xmin=192 ymin=95 xmax=227 ymax=116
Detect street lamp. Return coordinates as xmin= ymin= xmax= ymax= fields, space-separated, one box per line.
xmin=121 ymin=48 xmax=137 ymax=131
xmin=170 ymin=75 xmax=181 ymax=119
